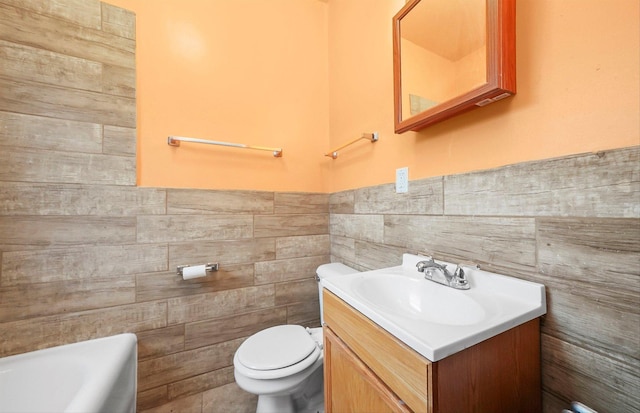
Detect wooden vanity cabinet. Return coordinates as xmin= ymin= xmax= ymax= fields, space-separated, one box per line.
xmin=324 ymin=327 xmax=412 ymax=413
xmin=323 ymin=290 xmax=541 ymax=413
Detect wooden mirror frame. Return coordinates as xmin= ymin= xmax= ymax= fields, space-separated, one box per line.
xmin=393 ymin=0 xmax=516 ymax=133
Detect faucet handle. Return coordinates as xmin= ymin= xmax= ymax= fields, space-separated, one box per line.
xmin=416 ymin=256 xmax=432 ymax=271
xmin=452 ymin=265 xmax=470 ymax=289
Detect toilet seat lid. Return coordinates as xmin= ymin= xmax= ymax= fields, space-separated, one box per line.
xmin=237 ymin=325 xmax=317 ymax=371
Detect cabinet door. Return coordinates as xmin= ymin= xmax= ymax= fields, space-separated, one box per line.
xmin=324 ymin=326 xmax=412 ymax=413
xmin=323 ymin=290 xmax=432 ymax=412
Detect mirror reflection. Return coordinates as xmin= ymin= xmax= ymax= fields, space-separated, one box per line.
xmin=393 ymin=0 xmax=515 ymax=133
xmin=399 ymin=0 xmax=486 ymax=120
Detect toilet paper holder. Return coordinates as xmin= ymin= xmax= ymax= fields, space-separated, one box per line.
xmin=176 ymin=263 xmax=219 ymax=277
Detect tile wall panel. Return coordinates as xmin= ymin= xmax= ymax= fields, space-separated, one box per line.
xmin=103 ymin=125 xmax=137 ymax=155
xmin=537 ymin=217 xmax=640 ymax=313
xmin=0 ymin=300 xmax=168 ymax=356
xmin=354 ymin=178 xmax=443 ymax=214
xmin=202 ymin=381 xmax=257 ymax=413
xmin=0 ymin=3 xmax=135 ymax=68
xmin=0 ymin=111 xmax=103 ymax=153
xmin=329 ymin=190 xmax=354 ymax=214
xmin=0 ymin=77 xmax=136 ymax=127
xmin=329 ymin=234 xmax=356 ymax=266
xmin=138 ymin=338 xmax=242 ymax=392
xmin=0 ymin=216 xmax=137 ymax=248
xmin=168 ymin=238 xmax=276 ymax=268
xmin=100 ymin=2 xmax=135 ymax=39
xmin=351 ymin=240 xmax=406 ymax=270
xmin=169 ymin=367 xmax=236 ymax=404
xmin=135 ymin=264 xmax=255 ymax=302
xmin=102 ymin=63 xmax=136 ymax=98
xmin=142 ymin=393 xmax=203 ymax=413
xmin=542 ymin=335 xmax=640 ymax=412
xmin=1 ymin=2 xmax=637 ymax=413
xmin=384 ymin=215 xmax=537 ymax=275
xmin=444 ymin=147 xmax=640 ymax=218
xmin=0 ymin=0 xmax=102 ymax=28
xmin=254 ymin=255 xmax=330 ymax=284
xmin=330 ymin=147 xmax=640 ymax=413
xmin=330 ymin=213 xmax=384 ymax=243
xmin=276 ymin=234 xmax=330 ymax=259
xmin=275 ymin=278 xmax=318 ymax=306
xmin=0 ymin=147 xmax=136 ymax=185
xmin=137 ymin=386 xmax=170 ymax=412
xmin=167 ymin=189 xmax=274 ymax=215
xmin=274 ymin=192 xmax=329 ymax=214
xmin=0 ymin=3 xmax=329 ymax=412
xmin=137 ymin=325 xmax=186 ymax=361
xmin=0 ymin=40 xmax=103 ymax=91
xmin=184 ymin=307 xmax=288 ymax=350
xmin=136 ymin=215 xmax=254 ymax=243
xmin=543 ymin=288 xmax=639 ymax=360
xmin=286 ymin=300 xmax=323 ymax=325
xmin=254 ymin=213 xmax=329 ymax=238
xmin=2 ymin=244 xmax=167 ymax=284
xmin=0 ymin=276 xmax=135 ymax=321
xmin=0 ymin=183 xmax=165 ymax=216
xmin=166 ymin=286 xmax=276 ymax=325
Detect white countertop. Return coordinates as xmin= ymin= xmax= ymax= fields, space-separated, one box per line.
xmin=322 ymin=253 xmax=546 ymax=362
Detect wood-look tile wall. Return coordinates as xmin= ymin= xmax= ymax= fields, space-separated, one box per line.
xmin=1 ymin=2 xmax=638 ymax=413
xmin=0 ymin=2 xmax=329 ymax=412
xmin=329 ymin=147 xmax=640 ymax=413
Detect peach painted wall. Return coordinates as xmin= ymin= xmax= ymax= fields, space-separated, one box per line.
xmin=327 ymin=0 xmax=639 ymax=192
xmin=105 ymin=0 xmax=639 ymax=193
xmin=401 ymin=39 xmax=452 ymax=118
xmin=104 ymin=0 xmax=330 ymax=192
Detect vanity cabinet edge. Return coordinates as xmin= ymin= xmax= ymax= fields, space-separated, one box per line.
xmin=323 ymin=289 xmax=542 ymax=413
xmin=324 ymin=326 xmax=413 ymax=413
xmin=433 ymin=318 xmax=542 ymax=412
xmin=323 ymin=290 xmax=433 ymax=412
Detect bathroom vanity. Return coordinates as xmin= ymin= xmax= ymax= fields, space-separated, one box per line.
xmin=323 ymin=291 xmax=540 ymax=412
xmin=323 ymin=253 xmax=546 ymax=413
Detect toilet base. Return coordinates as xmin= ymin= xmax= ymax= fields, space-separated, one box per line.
xmin=256 ymin=395 xmax=295 ymax=413
xmin=296 ymin=390 xmax=324 ymax=413
xmin=255 ymin=389 xmax=324 ymax=413
xmin=247 ymin=360 xmax=324 ymax=413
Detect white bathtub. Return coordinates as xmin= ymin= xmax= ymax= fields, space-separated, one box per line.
xmin=0 ymin=333 xmax=137 ymax=413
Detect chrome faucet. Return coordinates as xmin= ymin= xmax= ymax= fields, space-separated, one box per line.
xmin=416 ymin=257 xmax=473 ymax=290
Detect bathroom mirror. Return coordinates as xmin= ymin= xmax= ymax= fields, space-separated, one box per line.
xmin=393 ymin=0 xmax=515 ymax=133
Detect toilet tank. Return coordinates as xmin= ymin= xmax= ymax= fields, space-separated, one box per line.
xmin=316 ymin=263 xmax=359 ymax=325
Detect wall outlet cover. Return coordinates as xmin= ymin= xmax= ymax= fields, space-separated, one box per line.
xmin=396 ymin=167 xmax=408 ymax=193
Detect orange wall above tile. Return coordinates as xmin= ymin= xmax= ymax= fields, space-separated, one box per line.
xmin=104 ymin=0 xmax=331 ymax=192
xmin=105 ymin=0 xmax=639 ymax=193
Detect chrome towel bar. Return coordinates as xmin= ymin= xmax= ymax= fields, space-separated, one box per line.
xmin=325 ymin=132 xmax=378 ymax=159
xmin=168 ymin=136 xmax=283 ymax=157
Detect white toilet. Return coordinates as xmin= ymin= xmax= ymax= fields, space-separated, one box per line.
xmin=233 ymin=262 xmax=358 ymax=413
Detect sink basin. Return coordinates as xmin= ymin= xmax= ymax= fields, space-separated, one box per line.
xmin=322 ymin=254 xmax=546 ymax=361
xmin=353 ymin=274 xmax=487 ymax=326
xmin=0 ymin=333 xmax=137 ymax=413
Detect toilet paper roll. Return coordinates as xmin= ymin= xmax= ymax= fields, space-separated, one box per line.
xmin=182 ymin=264 xmax=207 ymax=280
